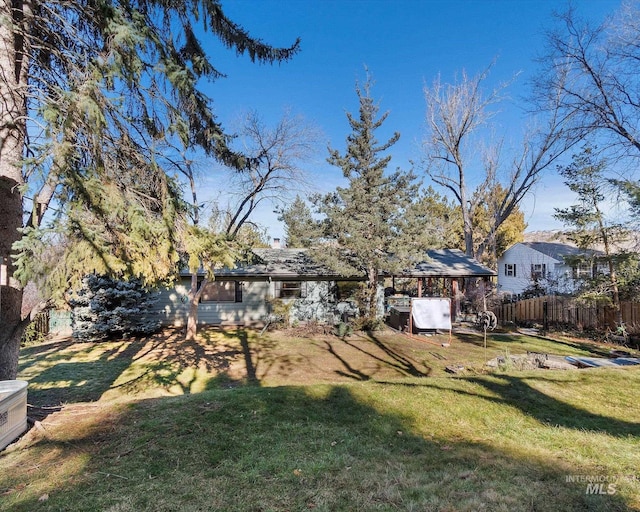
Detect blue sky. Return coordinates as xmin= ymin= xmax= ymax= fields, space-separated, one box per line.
xmin=199 ymin=0 xmax=623 ymax=241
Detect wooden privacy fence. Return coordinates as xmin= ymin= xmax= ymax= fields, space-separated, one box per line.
xmin=493 ymin=296 xmax=640 ymax=331
xmin=23 ymin=310 xmax=50 ymax=343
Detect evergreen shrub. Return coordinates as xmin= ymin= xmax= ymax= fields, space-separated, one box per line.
xmin=70 ymin=274 xmax=160 ymax=341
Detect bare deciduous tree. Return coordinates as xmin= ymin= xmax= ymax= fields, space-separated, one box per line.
xmin=221 ymin=109 xmax=319 ymax=238
xmin=534 ymin=2 xmax=640 ymax=158
xmin=422 ymin=66 xmax=571 ymax=262
xmin=175 ymin=110 xmax=318 ymax=340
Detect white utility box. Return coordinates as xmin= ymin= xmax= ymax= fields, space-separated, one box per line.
xmin=0 ymin=380 xmax=28 ymax=450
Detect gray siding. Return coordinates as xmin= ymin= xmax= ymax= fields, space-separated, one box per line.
xmin=152 ymin=279 xmax=348 ymax=326
xmin=152 ymin=280 xmax=270 ymax=326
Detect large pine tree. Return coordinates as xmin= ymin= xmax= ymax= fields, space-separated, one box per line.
xmin=0 ymin=1 xmax=299 ymax=379
xmin=554 ymin=146 xmax=627 ymax=324
xmin=313 ymin=74 xmax=425 ymax=326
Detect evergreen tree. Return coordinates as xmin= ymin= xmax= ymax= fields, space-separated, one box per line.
xmin=554 ymin=146 xmax=628 ymax=324
xmin=611 ymin=178 xmax=640 ymax=222
xmin=414 ymin=186 xmax=463 ymax=250
xmin=0 ymin=1 xmax=299 ymax=379
xmin=312 ymin=73 xmax=425 ymax=327
xmin=277 ymin=195 xmax=316 ymax=248
xmin=70 ymin=274 xmax=160 ymax=342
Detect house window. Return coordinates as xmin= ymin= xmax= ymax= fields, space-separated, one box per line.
xmin=275 ymin=281 xmax=307 ymax=299
xmin=572 ymin=264 xmax=593 ymax=279
xmin=201 ymin=281 xmax=242 ymax=302
xmin=505 ymin=264 xmax=516 ymax=277
xmin=531 ymin=264 xmax=546 ymax=280
xmin=336 ymin=281 xmax=360 ymax=301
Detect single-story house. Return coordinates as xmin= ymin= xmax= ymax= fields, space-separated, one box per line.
xmin=497 ymin=242 xmax=606 ymax=297
xmin=151 ymin=248 xmax=357 ymax=327
xmin=151 ymin=247 xmax=496 ymax=327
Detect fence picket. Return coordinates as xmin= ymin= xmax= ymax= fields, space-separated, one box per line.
xmin=492 ymin=296 xmax=639 ymax=332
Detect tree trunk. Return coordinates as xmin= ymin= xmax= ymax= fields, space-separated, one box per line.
xmin=459 ymin=177 xmax=474 ymax=257
xmin=366 ymin=268 xmax=379 ymax=323
xmin=0 ymin=176 xmax=26 ymax=380
xmin=185 ymin=296 xmax=199 ymax=340
xmin=185 ymin=274 xmax=207 ymax=340
xmin=597 ymin=215 xmax=622 ymax=327
xmin=0 ymin=0 xmax=29 ymax=380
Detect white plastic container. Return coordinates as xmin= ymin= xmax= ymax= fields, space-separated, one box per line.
xmin=0 ymin=380 xmax=28 ymax=450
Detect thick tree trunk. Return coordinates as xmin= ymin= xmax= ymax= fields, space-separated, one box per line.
xmin=0 ymin=287 xmax=26 ymax=380
xmin=185 ymin=274 xmax=207 ymax=340
xmin=0 ymin=173 xmax=25 ymax=381
xmin=0 ymin=0 xmax=29 ymax=380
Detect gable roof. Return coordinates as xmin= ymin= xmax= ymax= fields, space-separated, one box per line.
xmin=517 ymin=242 xmax=602 ymax=262
xmin=251 ymin=248 xmax=344 ymax=279
xmin=401 ymin=249 xmax=497 ymax=278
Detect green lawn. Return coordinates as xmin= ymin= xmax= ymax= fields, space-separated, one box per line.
xmin=2 ymin=327 xmax=639 ymax=511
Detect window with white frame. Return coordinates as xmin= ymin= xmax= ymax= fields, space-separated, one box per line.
xmin=572 ymin=263 xmax=593 ymax=279
xmin=530 ymin=263 xmax=546 ymax=280
xmin=504 ymin=264 xmax=516 ymax=277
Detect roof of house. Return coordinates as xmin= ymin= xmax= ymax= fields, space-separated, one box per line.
xmin=517 ymin=242 xmax=602 ymax=262
xmin=209 ymin=248 xmax=348 ymax=280
xmin=400 ymin=249 xmax=497 ymax=278
xmin=252 ymin=248 xmax=343 ymax=279
xmin=200 ymin=247 xmax=496 ymax=280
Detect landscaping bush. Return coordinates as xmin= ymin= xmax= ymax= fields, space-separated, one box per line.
xmin=70 ymin=274 xmax=160 ymax=341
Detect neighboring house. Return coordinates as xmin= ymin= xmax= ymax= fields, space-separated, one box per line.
xmin=152 ymin=247 xmax=497 ymax=327
xmin=497 ymin=242 xmax=605 ymax=296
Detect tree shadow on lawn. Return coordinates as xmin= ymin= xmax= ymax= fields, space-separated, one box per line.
xmin=115 ymin=328 xmax=249 ymax=393
xmin=4 ymin=385 xmax=635 ymax=512
xmin=467 ymin=373 xmax=640 ymax=437
xmin=215 ymin=327 xmax=299 ymax=386
xmin=23 ymin=339 xmax=144 ymax=408
xmin=455 ymin=331 xmax=624 ymax=359
xmin=386 ymin=372 xmax=640 ymax=439
xmin=336 ymin=331 xmax=432 ymax=380
xmin=20 ymin=328 xmax=250 ymax=410
xmin=493 ymin=331 xmax=622 ymax=358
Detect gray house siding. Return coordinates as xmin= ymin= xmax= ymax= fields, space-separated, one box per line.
xmin=152 ymin=280 xmax=270 ymax=326
xmin=146 ymin=248 xmax=495 ymax=327
xmin=152 ymin=279 xmax=340 ymax=327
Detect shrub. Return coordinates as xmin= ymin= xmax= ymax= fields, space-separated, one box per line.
xmin=70 ymin=274 xmax=160 ymax=341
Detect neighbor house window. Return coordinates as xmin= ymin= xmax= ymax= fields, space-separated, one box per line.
xmin=531 ymin=263 xmax=546 ymax=280
xmin=572 ymin=264 xmax=593 ymax=279
xmin=201 ymin=281 xmax=242 ymax=302
xmin=275 ymin=281 xmax=307 ymax=299
xmin=505 ymin=264 xmax=516 ymax=277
